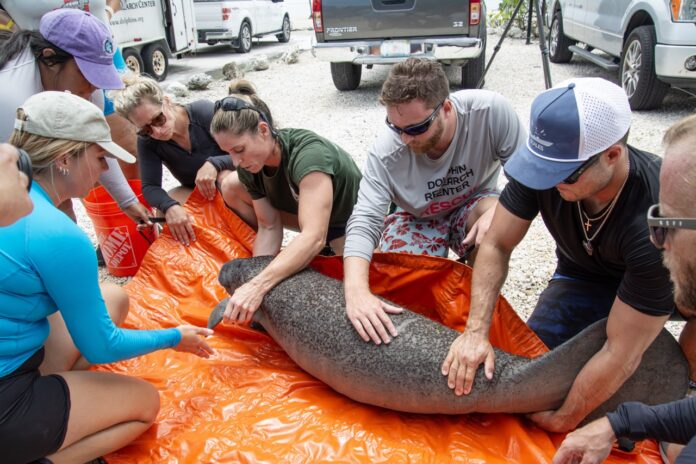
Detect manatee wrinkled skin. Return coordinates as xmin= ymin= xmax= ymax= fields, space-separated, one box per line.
xmin=213 ymin=256 xmax=688 ymax=420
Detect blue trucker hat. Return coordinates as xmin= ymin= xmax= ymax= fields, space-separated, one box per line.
xmin=504 ymin=78 xmax=631 ymax=190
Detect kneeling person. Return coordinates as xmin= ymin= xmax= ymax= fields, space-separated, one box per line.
xmin=211 ymin=80 xmax=362 ymax=325
xmin=343 ymin=58 xmax=525 ymax=345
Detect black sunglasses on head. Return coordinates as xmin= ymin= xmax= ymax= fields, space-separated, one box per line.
xmin=214 ymin=96 xmax=270 ymax=124
xmin=385 ymin=101 xmax=444 ymax=137
xmin=561 ymin=154 xmax=601 ymax=184
xmin=647 ymin=204 xmax=696 ymax=249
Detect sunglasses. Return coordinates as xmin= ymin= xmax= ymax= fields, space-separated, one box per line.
xmin=647 ymin=204 xmax=696 ymax=249
xmin=385 ymin=102 xmax=444 ymax=136
xmin=214 ymin=96 xmax=269 ymax=124
xmin=562 ymin=154 xmax=601 ymax=184
xmin=136 ymin=111 xmax=166 ymax=137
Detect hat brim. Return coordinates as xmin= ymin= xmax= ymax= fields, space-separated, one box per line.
xmin=504 ymin=143 xmax=585 ymax=190
xmin=98 ymin=140 xmax=136 ymax=164
xmin=75 ymin=57 xmax=124 ymax=90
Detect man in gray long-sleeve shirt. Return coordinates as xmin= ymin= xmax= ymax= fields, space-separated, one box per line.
xmin=552 ymin=115 xmax=696 ymax=464
xmin=342 ymin=58 xmax=525 ymax=345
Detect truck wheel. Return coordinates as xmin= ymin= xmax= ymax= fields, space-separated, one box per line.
xmin=620 ymin=26 xmax=669 ymax=110
xmin=330 ymin=62 xmax=362 ymax=91
xmin=548 ymin=9 xmax=575 ymax=63
xmin=276 ymin=15 xmax=291 ymax=43
xmin=122 ymin=48 xmax=144 ymax=75
xmin=462 ymin=16 xmax=486 ymax=88
xmin=142 ymin=44 xmax=169 ymax=81
xmin=236 ymin=22 xmax=252 ymax=53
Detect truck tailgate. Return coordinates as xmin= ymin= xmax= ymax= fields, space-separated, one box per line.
xmin=320 ymin=0 xmax=472 ymax=40
xmin=194 ymin=2 xmax=224 ymax=30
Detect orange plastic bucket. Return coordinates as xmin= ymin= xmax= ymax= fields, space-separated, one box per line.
xmin=83 ymin=180 xmax=156 ymax=277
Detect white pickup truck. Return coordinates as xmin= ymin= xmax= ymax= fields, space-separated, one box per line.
xmin=193 ymin=0 xmax=291 ymax=52
xmin=547 ymin=0 xmax=696 ymax=110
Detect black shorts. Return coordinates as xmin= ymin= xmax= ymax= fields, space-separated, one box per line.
xmin=326 ymin=225 xmax=345 ymax=243
xmin=0 ymin=348 xmax=71 ymax=464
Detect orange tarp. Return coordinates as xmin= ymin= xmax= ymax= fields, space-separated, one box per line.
xmin=101 ymin=191 xmax=662 ymax=463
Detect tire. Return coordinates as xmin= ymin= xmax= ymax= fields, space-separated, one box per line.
xmin=142 ymin=44 xmax=169 ymax=81
xmin=122 ymin=48 xmax=144 ymax=75
xmin=236 ymin=22 xmax=252 ymax=53
xmin=548 ymin=9 xmax=575 ymax=63
xmin=276 ymin=15 xmax=291 ymax=43
xmin=462 ymin=16 xmax=486 ymax=88
xmin=620 ymin=26 xmax=670 ymax=110
xmin=330 ymin=62 xmax=362 ymax=91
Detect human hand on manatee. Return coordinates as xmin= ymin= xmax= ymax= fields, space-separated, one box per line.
xmin=345 ymin=287 xmax=403 ymax=345
xmin=173 ymin=325 xmax=215 ymax=358
xmin=222 ymin=281 xmax=265 ymax=324
xmin=442 ymin=329 xmax=495 ymax=395
xmin=552 ymin=416 xmax=615 ymax=464
xmin=165 ymin=204 xmax=196 ymax=246
xmin=195 ymin=161 xmax=218 ymax=200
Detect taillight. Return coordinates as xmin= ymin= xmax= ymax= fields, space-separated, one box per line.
xmin=312 ymin=0 xmax=323 ymax=33
xmin=222 ymin=7 xmax=231 ymax=22
xmin=469 ymin=0 xmax=481 ymax=25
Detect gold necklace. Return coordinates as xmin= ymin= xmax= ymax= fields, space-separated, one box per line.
xmin=576 ymin=158 xmax=630 ymax=256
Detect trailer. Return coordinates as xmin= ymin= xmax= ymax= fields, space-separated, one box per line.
xmin=111 ymin=0 xmax=197 ymax=81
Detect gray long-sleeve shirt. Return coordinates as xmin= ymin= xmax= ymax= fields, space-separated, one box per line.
xmin=344 ymin=90 xmax=526 ymax=262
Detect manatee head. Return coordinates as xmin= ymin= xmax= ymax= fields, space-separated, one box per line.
xmin=218 ymin=256 xmax=275 ymax=292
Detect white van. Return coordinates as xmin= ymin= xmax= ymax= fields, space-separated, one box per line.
xmin=111 ymin=0 xmax=197 ymax=82
xmin=193 ymin=0 xmax=291 ymax=53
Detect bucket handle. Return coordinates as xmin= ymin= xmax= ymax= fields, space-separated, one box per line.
xmin=137 ymin=223 xmax=162 ymax=245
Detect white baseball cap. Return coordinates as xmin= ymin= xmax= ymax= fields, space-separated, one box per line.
xmin=14 ymin=91 xmax=135 ymax=163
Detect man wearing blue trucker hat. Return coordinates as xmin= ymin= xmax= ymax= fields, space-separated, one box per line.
xmin=442 ymin=77 xmax=674 ymax=432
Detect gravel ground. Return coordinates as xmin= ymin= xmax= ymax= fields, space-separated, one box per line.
xmin=78 ymin=31 xmax=696 ymax=337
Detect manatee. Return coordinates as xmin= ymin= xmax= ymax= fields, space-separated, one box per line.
xmin=210 ymin=256 xmax=688 ymax=421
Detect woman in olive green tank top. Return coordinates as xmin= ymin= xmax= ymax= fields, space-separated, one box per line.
xmin=210 ymin=79 xmax=362 ymax=327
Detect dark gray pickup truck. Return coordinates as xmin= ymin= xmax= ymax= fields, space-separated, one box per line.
xmin=310 ymin=0 xmax=487 ymax=90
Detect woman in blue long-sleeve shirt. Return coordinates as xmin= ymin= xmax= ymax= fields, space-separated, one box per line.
xmin=0 ymin=91 xmax=214 ymax=464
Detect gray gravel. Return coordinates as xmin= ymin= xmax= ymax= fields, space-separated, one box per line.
xmin=78 ymin=31 xmax=695 ymax=337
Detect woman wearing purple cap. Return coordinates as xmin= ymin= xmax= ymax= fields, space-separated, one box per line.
xmin=0 ymin=8 xmax=151 ymax=227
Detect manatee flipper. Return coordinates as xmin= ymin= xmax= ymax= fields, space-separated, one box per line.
xmin=208 ymin=298 xmax=229 ymax=330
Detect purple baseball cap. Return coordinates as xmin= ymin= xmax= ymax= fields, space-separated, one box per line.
xmin=39 ymin=9 xmax=124 ymax=90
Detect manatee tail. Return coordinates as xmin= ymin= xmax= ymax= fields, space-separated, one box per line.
xmin=500 ymin=318 xmax=688 ymax=420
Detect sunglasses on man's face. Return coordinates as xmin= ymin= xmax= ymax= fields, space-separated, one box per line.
xmin=385 ymin=102 xmax=444 ymax=137
xmin=561 ymin=154 xmax=601 ymax=184
xmin=646 ymin=204 xmax=696 ymax=249
xmin=136 ymin=111 xmax=167 ymax=137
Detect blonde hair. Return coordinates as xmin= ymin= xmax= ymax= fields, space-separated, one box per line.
xmin=9 ymin=108 xmax=89 ymax=175
xmin=210 ymin=79 xmax=276 ymax=136
xmin=110 ymin=73 xmax=164 ymax=119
